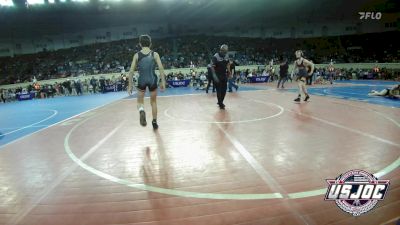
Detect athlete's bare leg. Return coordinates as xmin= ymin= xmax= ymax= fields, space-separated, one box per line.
xmin=150 ymin=90 xmax=158 ymax=120
xmin=368 ymin=89 xmax=388 ymax=96
xmin=150 ymin=89 xmax=159 ymax=129
xmin=137 ymin=90 xmax=147 ymax=126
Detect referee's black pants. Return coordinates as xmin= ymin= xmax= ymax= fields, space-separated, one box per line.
xmin=215 ymin=78 xmax=227 ymax=105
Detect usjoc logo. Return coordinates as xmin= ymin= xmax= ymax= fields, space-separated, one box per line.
xmin=325 ymin=170 xmax=389 ymax=216
xmin=359 ymin=12 xmax=382 ymax=20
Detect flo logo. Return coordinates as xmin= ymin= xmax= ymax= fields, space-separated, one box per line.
xmin=325 ymin=170 xmax=389 ymax=216
xmin=359 ymin=12 xmax=382 ymax=20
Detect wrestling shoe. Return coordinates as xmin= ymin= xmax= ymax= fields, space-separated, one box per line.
xmin=140 ymin=110 xmax=147 ymax=126
xmin=152 ymin=119 xmax=158 ymax=130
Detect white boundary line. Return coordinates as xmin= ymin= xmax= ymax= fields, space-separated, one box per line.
xmin=0 ymin=110 xmax=58 ymax=137
xmin=8 ymin=118 xmax=124 ymax=225
xmin=0 ymin=99 xmax=122 ymax=149
xmin=286 ymin=108 xmax=400 ymax=148
xmin=1 ymin=125 xmax=51 ymax=130
xmin=163 ymin=101 xmax=284 ymax=124
xmin=215 ymin=123 xmax=312 ymax=225
xmin=121 ymin=88 xmax=268 ymax=100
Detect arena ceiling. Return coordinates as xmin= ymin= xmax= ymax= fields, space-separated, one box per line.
xmin=0 ymin=0 xmax=398 ymax=38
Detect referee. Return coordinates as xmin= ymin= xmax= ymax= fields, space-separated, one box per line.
xmin=211 ymin=44 xmax=231 ymax=109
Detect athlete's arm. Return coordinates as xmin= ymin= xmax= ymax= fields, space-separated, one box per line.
xmin=127 ymin=53 xmax=138 ymax=95
xmin=227 ymin=61 xmax=232 ymax=78
xmin=154 ymin=52 xmax=166 ymax=91
xmin=303 ymin=59 xmax=315 ymax=75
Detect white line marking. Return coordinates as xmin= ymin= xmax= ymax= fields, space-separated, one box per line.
xmin=159 ymin=93 xmax=203 ymax=98
xmin=8 ymin=119 xmax=124 ymax=225
xmin=287 ymin=108 xmax=400 ymax=148
xmin=216 ymin=124 xmax=281 ymax=190
xmin=215 ymin=124 xmax=312 ymax=225
xmin=0 ymin=100 xmax=121 ymax=149
xmin=122 ymin=93 xmax=204 ymax=100
xmin=0 ymin=110 xmax=58 ymax=137
xmin=0 ymin=125 xmax=51 ymax=130
xmin=163 ymin=101 xmax=284 ymax=124
xmin=380 ymin=216 xmax=400 ymax=225
xmin=65 ymin=119 xmax=283 ymax=200
xmin=121 ymin=88 xmax=267 ymax=100
xmin=330 ymin=100 xmax=400 ymax=127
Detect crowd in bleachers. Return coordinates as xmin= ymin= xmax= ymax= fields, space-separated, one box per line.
xmin=1 ymin=31 xmax=399 ymax=103
xmin=2 ymin=63 xmax=399 ymax=103
xmin=1 ymin=31 xmax=399 ymax=86
xmin=0 ymin=74 xmax=129 ymax=103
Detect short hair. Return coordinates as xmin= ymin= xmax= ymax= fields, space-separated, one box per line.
xmin=296 ymin=50 xmax=303 ymax=56
xmin=220 ymin=44 xmax=228 ymax=51
xmin=139 ymin=35 xmax=151 ymax=47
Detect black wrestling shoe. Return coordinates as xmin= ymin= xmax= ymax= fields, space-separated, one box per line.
xmin=294 ymin=97 xmax=301 ymax=102
xmin=139 ymin=110 xmax=147 ymax=126
xmin=152 ymin=119 xmax=158 ymax=130
xmin=304 ymin=95 xmax=310 ymax=101
xmin=219 ymin=103 xmax=225 ymax=109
